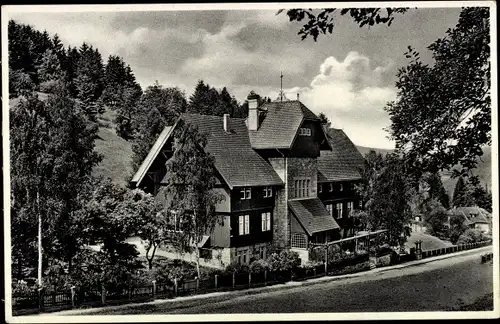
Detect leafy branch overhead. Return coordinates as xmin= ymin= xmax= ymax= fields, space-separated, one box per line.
xmin=385 ymin=7 xmax=490 ymax=177
xmin=277 ymin=8 xmax=408 ymax=41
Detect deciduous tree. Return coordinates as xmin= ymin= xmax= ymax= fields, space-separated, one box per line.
xmin=385 ymin=8 xmax=491 ymax=177
xmin=278 ymin=8 xmax=408 ymax=41
xmin=162 ymin=121 xmax=225 ymax=277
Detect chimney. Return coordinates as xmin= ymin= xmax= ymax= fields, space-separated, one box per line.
xmin=297 ymin=93 xmax=300 ymax=101
xmin=247 ymin=92 xmax=260 ymax=131
xmin=223 ymin=113 xmax=231 ymax=133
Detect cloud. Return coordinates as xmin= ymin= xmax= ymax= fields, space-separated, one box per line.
xmin=281 ymin=52 xmax=398 ymax=149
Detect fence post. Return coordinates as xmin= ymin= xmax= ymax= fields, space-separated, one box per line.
xmin=214 ymin=275 xmax=218 ymax=289
xmin=264 ymin=270 xmax=267 ymax=286
xmin=174 ymin=278 xmax=178 ymax=297
xmin=324 ymin=244 xmax=328 ymax=275
xmin=38 ymin=288 xmax=43 ymax=313
xmin=101 ymin=285 xmax=106 ymax=305
xmin=152 ymin=280 xmax=156 ymax=297
xmin=71 ymin=286 xmax=76 ymax=308
xmin=232 ymin=272 xmax=236 ymax=288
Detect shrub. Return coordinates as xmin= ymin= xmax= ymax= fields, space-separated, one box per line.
xmin=457 ymin=229 xmax=486 ymax=245
xmin=375 ymin=254 xmax=391 ymax=267
xmin=249 ymin=259 xmax=269 ymax=274
xmin=328 ymin=251 xmax=369 ymax=269
xmin=266 ymin=250 xmax=301 ymax=272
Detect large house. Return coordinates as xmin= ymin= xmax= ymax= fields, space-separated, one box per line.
xmin=130 ymin=94 xmax=365 ymax=267
xmin=449 ymin=206 xmax=492 ymax=235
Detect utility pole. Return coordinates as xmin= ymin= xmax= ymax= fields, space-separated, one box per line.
xmin=280 ymin=71 xmax=283 ymax=102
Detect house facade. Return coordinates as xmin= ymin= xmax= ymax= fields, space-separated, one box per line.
xmin=130 ymin=94 xmax=365 ymax=267
xmin=449 ymin=207 xmax=492 ymax=235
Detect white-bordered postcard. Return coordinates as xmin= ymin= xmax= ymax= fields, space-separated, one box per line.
xmin=2 ymin=2 xmax=498 ymax=322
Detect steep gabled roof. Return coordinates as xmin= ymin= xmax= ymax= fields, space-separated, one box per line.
xmin=317 ymin=128 xmax=365 ymax=182
xmin=132 ymin=113 xmax=284 ymax=189
xmin=181 ymin=114 xmax=284 ymax=188
xmin=248 ymin=100 xmax=329 ymax=150
xmin=450 ymin=207 xmax=491 ymax=225
xmin=131 ymin=125 xmax=175 ymax=185
xmin=289 ymin=198 xmax=340 ymax=236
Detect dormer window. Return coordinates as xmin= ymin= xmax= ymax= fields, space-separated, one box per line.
xmin=240 ymin=187 xmax=251 ymax=200
xmin=299 ymin=127 xmax=311 ymax=136
xmin=263 ymin=187 xmax=273 ymax=198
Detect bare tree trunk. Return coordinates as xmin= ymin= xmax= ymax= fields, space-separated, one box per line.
xmin=146 ymin=243 xmax=157 ymax=270
xmin=37 ymin=189 xmax=43 ymax=288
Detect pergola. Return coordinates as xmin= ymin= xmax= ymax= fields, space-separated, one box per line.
xmin=309 ymin=229 xmax=389 ymax=272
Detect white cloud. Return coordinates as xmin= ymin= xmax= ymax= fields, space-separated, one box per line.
xmin=284 ymin=52 xmax=398 ymax=149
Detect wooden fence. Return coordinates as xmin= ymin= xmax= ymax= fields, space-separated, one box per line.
xmin=12 ymin=239 xmax=492 ymax=315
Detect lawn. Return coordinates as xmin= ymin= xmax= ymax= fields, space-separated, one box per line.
xmin=405 ymin=232 xmax=453 ymax=251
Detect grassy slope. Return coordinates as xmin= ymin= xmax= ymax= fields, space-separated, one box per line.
xmin=92 ymin=107 xmax=134 ymax=188
xmin=405 ymin=231 xmax=453 ymax=251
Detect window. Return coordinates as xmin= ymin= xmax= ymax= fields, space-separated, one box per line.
xmin=294 ymin=178 xmax=311 ymax=198
xmin=325 ymin=204 xmax=333 ymax=216
xmin=336 ymin=203 xmax=343 ymax=219
xmin=236 ymin=249 xmax=249 ymax=265
xmin=259 ymin=246 xmax=267 ymax=259
xmin=263 ymin=187 xmax=273 ymax=198
xmin=329 ymin=183 xmax=333 ymax=192
xmin=291 ymin=233 xmax=308 ymax=249
xmin=347 ymin=202 xmax=353 ymax=217
xmin=261 ymin=212 xmax=271 ymax=231
xmin=339 ymin=183 xmax=344 ymax=191
xmin=239 ymin=215 xmax=250 ymax=235
xmin=318 ymin=184 xmax=322 ymax=193
xmin=358 ymin=200 xmax=363 ymax=209
xmin=299 ymin=127 xmax=311 ymax=136
xmin=240 ymin=187 xmax=251 ymax=200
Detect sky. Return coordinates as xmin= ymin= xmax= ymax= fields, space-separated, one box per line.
xmin=6 ymin=5 xmax=464 ymax=149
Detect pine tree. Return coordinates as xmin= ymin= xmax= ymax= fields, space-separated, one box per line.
xmin=132 ymin=83 xmax=187 ymax=169
xmin=452 ymin=176 xmax=473 ymax=207
xmin=38 ymin=49 xmax=66 ymax=93
xmin=426 ymin=172 xmax=450 ymax=209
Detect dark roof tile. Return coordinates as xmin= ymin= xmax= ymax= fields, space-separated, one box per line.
xmin=289 ymin=198 xmax=340 ymax=235
xmin=249 ymin=100 xmax=321 ymax=149
xmin=317 ymin=128 xmax=365 ymax=182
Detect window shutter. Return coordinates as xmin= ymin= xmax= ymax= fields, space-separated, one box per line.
xmin=239 ymin=216 xmax=244 ymax=235
xmin=244 ymin=215 xmax=250 ymax=234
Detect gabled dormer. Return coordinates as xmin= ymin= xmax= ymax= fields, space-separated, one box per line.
xmin=247 ymin=97 xmax=331 ymax=158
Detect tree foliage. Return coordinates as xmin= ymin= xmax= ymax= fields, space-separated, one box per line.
xmin=132 ymin=83 xmax=188 ymax=170
xmin=355 ymin=150 xmax=414 ymax=248
xmin=10 ymin=89 xmax=102 ymax=279
xmin=162 ymin=121 xmax=225 ymax=277
xmin=278 ymin=8 xmax=408 ymax=41
xmin=385 ymin=7 xmax=491 ymax=178
xmin=188 ymin=80 xmax=240 ymax=117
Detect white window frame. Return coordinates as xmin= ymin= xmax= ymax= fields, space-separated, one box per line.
xmin=263 ymin=187 xmax=273 ymax=198
xmin=336 ymin=202 xmax=343 ymax=219
xmin=240 ymin=187 xmax=251 ymax=200
xmin=261 ymin=212 xmax=271 ymax=231
xmin=347 ymin=201 xmax=353 ymax=217
xmin=325 ymin=204 xmax=333 ymax=216
xmin=244 ymin=215 xmax=250 ymax=234
xmin=238 ymin=215 xmax=250 ymax=235
xmin=294 ymin=178 xmax=311 ymax=198
xmin=299 ymin=127 xmax=311 ymax=136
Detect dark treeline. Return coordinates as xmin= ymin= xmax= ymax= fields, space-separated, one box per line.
xmin=8 ymin=19 xmax=256 ymax=170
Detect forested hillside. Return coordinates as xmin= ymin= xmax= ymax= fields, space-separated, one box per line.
xmin=8 ymin=20 xmax=252 ymax=187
